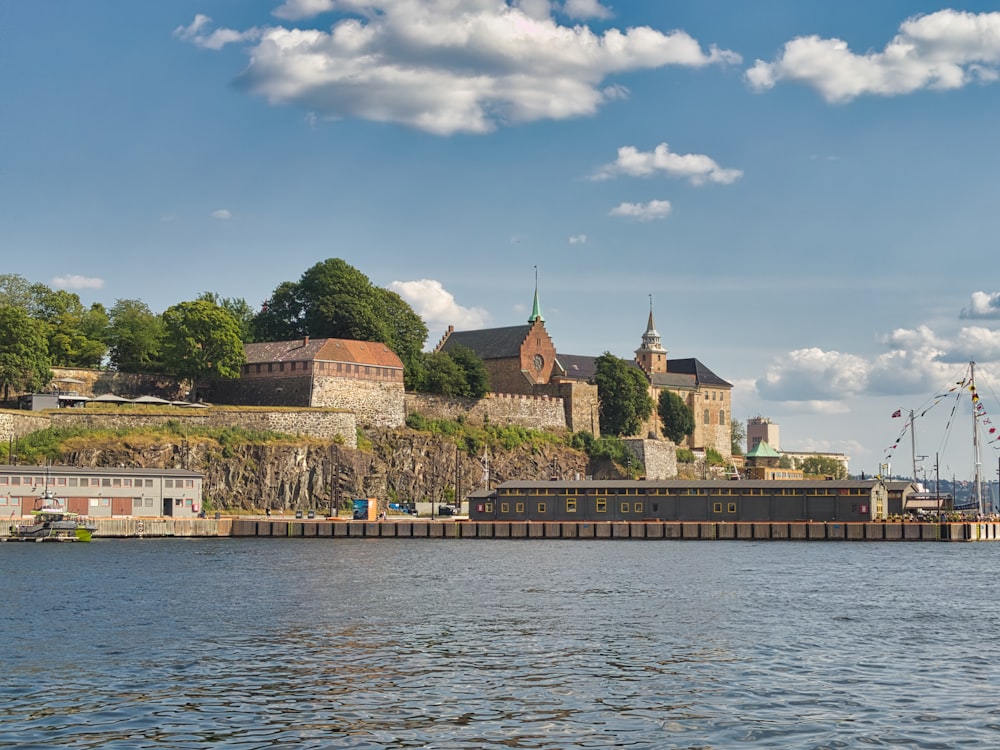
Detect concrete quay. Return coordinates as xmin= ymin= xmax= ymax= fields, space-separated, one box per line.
xmin=66 ymin=517 xmax=1000 ymax=541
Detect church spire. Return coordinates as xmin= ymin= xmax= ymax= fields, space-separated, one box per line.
xmin=528 ymin=265 xmax=544 ymax=323
xmin=635 ymin=294 xmax=667 ymax=374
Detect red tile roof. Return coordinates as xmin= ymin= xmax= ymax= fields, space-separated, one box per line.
xmin=244 ymin=338 xmax=403 ymax=369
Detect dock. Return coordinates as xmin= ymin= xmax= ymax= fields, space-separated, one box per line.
xmin=5 ymin=517 xmax=997 ymax=541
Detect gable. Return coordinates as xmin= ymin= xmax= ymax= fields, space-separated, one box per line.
xmin=439 ymin=325 xmax=532 ymax=360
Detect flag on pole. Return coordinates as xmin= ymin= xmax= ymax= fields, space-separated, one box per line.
xmin=891 ymin=409 xmax=902 ymax=418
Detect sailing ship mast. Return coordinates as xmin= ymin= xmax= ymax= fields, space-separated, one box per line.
xmin=971 ymin=361 xmax=985 ymax=516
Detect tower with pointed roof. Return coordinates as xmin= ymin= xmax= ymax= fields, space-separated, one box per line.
xmin=635 ymin=295 xmax=667 ymax=375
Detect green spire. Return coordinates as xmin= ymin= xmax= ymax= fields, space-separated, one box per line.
xmin=529 ymin=265 xmax=544 ymax=323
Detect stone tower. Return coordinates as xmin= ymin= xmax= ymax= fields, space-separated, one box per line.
xmin=635 ymin=296 xmax=667 ymax=375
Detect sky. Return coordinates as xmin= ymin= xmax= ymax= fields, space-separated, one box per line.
xmin=5 ymin=0 xmax=1000 ymax=482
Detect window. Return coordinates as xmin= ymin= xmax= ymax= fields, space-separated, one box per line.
xmin=719 ymin=409 xmax=725 ymax=424
xmin=728 ymin=503 xmax=737 ymax=513
xmin=500 ymin=503 xmax=509 ymax=513
xmin=10 ymin=478 xmax=19 ymax=486
xmin=635 ymin=502 xmax=643 ymax=513
xmin=0 ymin=477 xmax=6 ymax=486
xmin=113 ymin=478 xmax=122 ymax=487
xmin=186 ymin=480 xmax=194 ymax=488
xmin=713 ymin=502 xmax=722 ymax=513
xmin=537 ymin=502 xmax=546 ymax=513
xmin=515 ymin=503 xmax=524 ymax=513
xmin=566 ymin=499 xmax=577 ymax=513
xmin=620 ymin=502 xmax=630 ymax=513
xmin=704 ymin=409 xmax=710 ymax=425
xmin=175 ymin=499 xmax=183 ymax=506
xmin=69 ymin=478 xmax=77 ymax=487
xmin=123 ymin=479 xmax=132 ymax=488
xmin=485 ymin=503 xmax=494 ymax=513
xmin=102 ymin=478 xmax=111 ymax=487
xmin=145 ymin=479 xmax=153 ymax=487
xmin=596 ymin=499 xmax=607 ymax=513
xmin=165 ymin=479 xmax=174 ymax=488
xmin=145 ymin=498 xmax=154 ymax=507
xmin=133 ymin=498 xmax=144 ymax=507
xmin=91 ymin=478 xmax=100 ymax=487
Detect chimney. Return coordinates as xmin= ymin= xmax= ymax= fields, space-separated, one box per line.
xmin=304 ymin=335 xmax=310 ymax=346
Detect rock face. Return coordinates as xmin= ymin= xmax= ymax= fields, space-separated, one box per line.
xmin=61 ymin=428 xmax=601 ymax=512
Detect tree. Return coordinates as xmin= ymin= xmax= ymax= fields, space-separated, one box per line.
xmin=593 ymin=352 xmax=653 ymax=437
xmin=800 ymin=454 xmax=847 ymax=479
xmin=657 ymin=390 xmax=695 ymax=445
xmin=107 ymin=299 xmax=165 ymax=372
xmin=252 ymin=258 xmax=428 ymax=381
xmin=0 ymin=305 xmax=51 ymax=401
xmin=161 ymin=300 xmax=246 ymax=394
xmin=31 ymin=288 xmax=108 ymax=367
xmin=447 ymin=345 xmax=490 ymax=398
xmin=730 ymin=418 xmax=746 ymax=456
xmin=419 ymin=352 xmax=468 ymax=396
xmin=197 ymin=292 xmax=258 ymax=343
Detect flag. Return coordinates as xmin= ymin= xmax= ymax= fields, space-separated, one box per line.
xmin=891 ymin=409 xmax=902 ymax=418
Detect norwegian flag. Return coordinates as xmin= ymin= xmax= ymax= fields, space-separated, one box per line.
xmin=891 ymin=409 xmax=902 ymax=418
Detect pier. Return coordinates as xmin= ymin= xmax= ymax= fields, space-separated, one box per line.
xmin=7 ymin=517 xmax=998 ymax=541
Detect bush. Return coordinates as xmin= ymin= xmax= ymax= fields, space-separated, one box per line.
xmin=676 ymin=448 xmax=695 ymax=463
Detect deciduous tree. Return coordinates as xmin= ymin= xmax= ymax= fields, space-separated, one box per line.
xmin=0 ymin=305 xmax=51 ymax=401
xmin=161 ymin=300 xmax=246 ymax=395
xmin=107 ymin=299 xmax=165 ymax=372
xmin=657 ymin=390 xmax=695 ymax=445
xmin=593 ymin=352 xmax=653 ymax=437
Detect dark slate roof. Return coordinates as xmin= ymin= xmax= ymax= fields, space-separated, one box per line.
xmin=550 ymin=353 xmax=731 ymax=389
xmin=439 ymin=325 xmax=531 ymax=359
xmin=554 ymin=354 xmax=598 ymax=381
xmin=663 ymin=358 xmax=733 ymax=388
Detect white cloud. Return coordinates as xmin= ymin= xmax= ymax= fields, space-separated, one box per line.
xmin=273 ymin=0 xmax=336 ymax=21
xmin=568 ymin=234 xmax=587 ymax=244
xmin=592 ymin=143 xmax=743 ymax=185
xmin=746 ymin=9 xmax=1000 ymax=102
xmin=177 ymin=2 xmax=740 ymax=135
xmin=212 ymin=209 xmax=232 ymax=220
xmin=609 ymin=199 xmax=672 ymax=221
xmin=173 ymin=14 xmax=261 ymax=50
xmin=560 ymin=0 xmax=612 ymax=21
xmin=756 ymin=347 xmax=869 ymax=402
xmin=389 ymin=278 xmax=489 ymax=332
xmin=50 ymin=275 xmax=105 ymax=291
xmin=961 ymin=291 xmax=1000 ymax=319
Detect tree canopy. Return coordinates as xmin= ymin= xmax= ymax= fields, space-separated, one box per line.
xmin=0 ymin=305 xmax=51 ymax=401
xmin=414 ymin=345 xmax=491 ymax=398
xmin=253 ymin=258 xmax=427 ymax=379
xmin=657 ymin=390 xmax=695 ymax=445
xmin=161 ymin=300 xmax=246 ymax=390
xmin=593 ymin=352 xmax=653 ymax=437
xmin=107 ymin=299 xmax=165 ymax=373
xmin=799 ymin=455 xmax=847 ymax=479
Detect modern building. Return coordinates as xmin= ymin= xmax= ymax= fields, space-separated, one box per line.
xmin=747 ymin=416 xmax=780 ymax=452
xmin=0 ymin=465 xmax=204 ymax=518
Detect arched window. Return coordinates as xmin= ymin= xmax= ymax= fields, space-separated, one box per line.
xmin=719 ymin=409 xmax=726 ymax=424
xmin=704 ymin=409 xmax=710 ymax=425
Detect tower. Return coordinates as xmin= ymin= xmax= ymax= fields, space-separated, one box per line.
xmin=635 ymin=296 xmax=667 ymax=375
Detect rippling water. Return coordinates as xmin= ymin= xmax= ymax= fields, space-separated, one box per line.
xmin=3 ymin=538 xmax=1000 ymax=748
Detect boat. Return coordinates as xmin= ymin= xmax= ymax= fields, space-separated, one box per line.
xmin=8 ymin=490 xmax=97 ymax=542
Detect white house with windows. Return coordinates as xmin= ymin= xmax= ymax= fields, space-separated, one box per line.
xmin=0 ymin=465 xmax=204 ymax=519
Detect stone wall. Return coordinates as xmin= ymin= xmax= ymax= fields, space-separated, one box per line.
xmin=0 ymin=409 xmax=51 ymax=443
xmin=50 ymin=367 xmax=189 ymax=399
xmin=311 ymin=377 xmax=405 ymax=428
xmin=537 ymin=381 xmax=599 ymax=436
xmin=211 ymin=376 xmax=313 ymax=408
xmin=49 ymin=408 xmax=358 ymax=447
xmin=406 ymin=392 xmax=567 ymax=430
xmin=623 ymin=438 xmax=677 ymax=480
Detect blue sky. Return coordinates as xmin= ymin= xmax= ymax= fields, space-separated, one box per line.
xmin=5 ymin=1 xmax=1000 ymax=481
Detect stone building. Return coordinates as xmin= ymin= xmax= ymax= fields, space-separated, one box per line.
xmin=633 ymin=305 xmax=733 ymax=457
xmin=212 ymin=337 xmax=406 ymax=428
xmin=434 ymin=288 xmax=599 ymax=435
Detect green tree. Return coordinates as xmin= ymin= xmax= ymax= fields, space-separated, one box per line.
xmin=0 ymin=305 xmax=51 ymax=401
xmin=419 ymin=351 xmax=468 ymax=396
xmin=730 ymin=418 xmax=746 ymax=456
xmin=30 ymin=288 xmax=108 ymax=367
xmin=0 ymin=274 xmax=36 ymax=310
xmin=800 ymin=454 xmax=847 ymax=479
xmin=107 ymin=299 xmax=165 ymax=372
xmin=593 ymin=352 xmax=653 ymax=437
xmin=447 ymin=344 xmax=490 ymax=398
xmin=161 ymin=300 xmax=246 ymax=394
xmin=252 ymin=258 xmax=428 ymax=382
xmin=197 ymin=292 xmax=257 ymax=343
xmin=657 ymin=390 xmax=695 ymax=445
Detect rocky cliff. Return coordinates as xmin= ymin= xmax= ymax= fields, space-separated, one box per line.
xmin=61 ymin=428 xmax=613 ymax=512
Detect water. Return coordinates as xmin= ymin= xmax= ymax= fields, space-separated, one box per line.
xmin=3 ymin=539 xmax=1000 ymax=749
